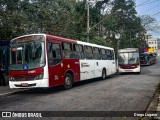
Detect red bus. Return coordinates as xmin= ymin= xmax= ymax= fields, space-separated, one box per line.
xmin=140 ymin=52 xmax=156 ymax=65
xmin=9 ymin=34 xmax=116 ymax=89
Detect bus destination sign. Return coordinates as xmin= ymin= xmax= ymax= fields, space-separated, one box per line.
xmin=16 ymin=36 xmax=35 ymax=43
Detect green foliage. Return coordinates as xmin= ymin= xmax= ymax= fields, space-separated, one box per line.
xmin=91 ymin=37 xmax=108 ymax=46
xmin=0 ymin=0 xmax=147 ymax=50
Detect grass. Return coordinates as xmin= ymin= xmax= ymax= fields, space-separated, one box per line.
xmin=156 ymin=82 xmax=160 ymax=94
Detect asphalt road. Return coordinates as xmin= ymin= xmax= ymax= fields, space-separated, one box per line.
xmin=1 ymin=60 xmax=160 ymax=120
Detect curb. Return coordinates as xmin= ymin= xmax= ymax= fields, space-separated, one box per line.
xmin=156 ymin=96 xmax=160 ymax=111
xmin=141 ymin=89 xmax=159 ymax=120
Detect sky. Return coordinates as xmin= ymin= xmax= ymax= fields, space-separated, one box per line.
xmin=135 ymin=0 xmax=160 ymax=38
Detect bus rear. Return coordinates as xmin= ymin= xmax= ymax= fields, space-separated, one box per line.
xmin=118 ymin=48 xmax=140 ymax=73
xmin=9 ymin=34 xmax=49 ymax=88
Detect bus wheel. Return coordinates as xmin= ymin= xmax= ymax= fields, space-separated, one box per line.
xmin=64 ymin=73 xmax=73 ymax=90
xmin=101 ymin=69 xmax=106 ymax=80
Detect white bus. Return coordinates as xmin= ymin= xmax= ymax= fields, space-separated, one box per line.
xmin=9 ymin=34 xmax=117 ymax=89
xmin=118 ymin=48 xmax=140 ymax=74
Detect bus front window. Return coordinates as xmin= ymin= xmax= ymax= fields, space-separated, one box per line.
xmin=25 ymin=42 xmax=44 ymax=64
xmin=140 ymin=54 xmax=149 ymax=61
xmin=118 ymin=52 xmax=139 ymax=65
xmin=10 ymin=42 xmax=45 ymax=70
xmin=128 ymin=52 xmax=139 ymax=65
xmin=118 ymin=53 xmax=128 ymax=65
xmin=11 ymin=45 xmax=24 ymax=65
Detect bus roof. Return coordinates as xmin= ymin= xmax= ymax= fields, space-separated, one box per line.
xmin=11 ymin=34 xmax=114 ymax=50
xmin=77 ymin=41 xmax=113 ymax=50
xmin=47 ymin=34 xmax=113 ymax=50
xmin=118 ymin=48 xmax=139 ymax=53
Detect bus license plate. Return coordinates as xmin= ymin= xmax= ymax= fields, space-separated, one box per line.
xmin=21 ymin=83 xmax=28 ymax=87
xmin=125 ymin=70 xmax=133 ymax=72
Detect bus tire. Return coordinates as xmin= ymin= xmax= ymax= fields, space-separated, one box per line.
xmin=101 ymin=69 xmax=106 ymax=80
xmin=64 ymin=73 xmax=73 ymax=90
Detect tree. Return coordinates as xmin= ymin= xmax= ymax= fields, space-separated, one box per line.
xmin=140 ymin=15 xmax=160 ymax=32
xmin=0 ymin=0 xmax=28 ymax=40
xmin=0 ymin=0 xmax=148 ymax=50
xmin=105 ymin=0 xmax=146 ymax=49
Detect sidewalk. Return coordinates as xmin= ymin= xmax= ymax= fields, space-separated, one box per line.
xmin=143 ymin=89 xmax=160 ymax=120
xmin=0 ymin=75 xmax=27 ymax=97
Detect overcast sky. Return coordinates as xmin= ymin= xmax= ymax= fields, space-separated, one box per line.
xmin=135 ymin=0 xmax=160 ymax=38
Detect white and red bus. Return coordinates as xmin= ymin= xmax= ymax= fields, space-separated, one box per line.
xmin=9 ymin=34 xmax=116 ymax=89
xmin=118 ymin=48 xmax=141 ymax=74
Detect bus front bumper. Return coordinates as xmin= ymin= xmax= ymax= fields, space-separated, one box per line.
xmin=9 ymin=78 xmax=49 ymax=89
xmin=118 ymin=67 xmax=140 ymax=73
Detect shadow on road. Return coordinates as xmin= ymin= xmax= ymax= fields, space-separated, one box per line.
xmin=16 ymin=62 xmax=158 ymax=95
xmin=18 ymin=76 xmax=117 ymax=95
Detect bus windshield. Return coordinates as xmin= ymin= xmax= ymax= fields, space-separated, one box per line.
xmin=118 ymin=52 xmax=139 ymax=65
xmin=10 ymin=36 xmax=45 ymax=70
xmin=140 ymin=54 xmax=149 ymax=61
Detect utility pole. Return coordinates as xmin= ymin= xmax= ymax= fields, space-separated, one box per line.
xmin=86 ymin=0 xmax=104 ymax=42
xmin=87 ymin=0 xmax=90 ymax=42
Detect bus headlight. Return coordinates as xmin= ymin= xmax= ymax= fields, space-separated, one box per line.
xmin=35 ymin=73 xmax=43 ymax=80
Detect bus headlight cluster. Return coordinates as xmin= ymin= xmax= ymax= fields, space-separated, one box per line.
xmin=9 ymin=76 xmax=15 ymax=81
xmin=35 ymin=73 xmax=43 ymax=80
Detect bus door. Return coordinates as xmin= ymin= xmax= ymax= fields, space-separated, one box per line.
xmin=106 ymin=50 xmax=116 ymax=75
xmin=84 ymin=46 xmax=94 ymax=79
xmin=80 ymin=46 xmax=94 ymax=80
xmin=80 ymin=60 xmax=94 ymax=80
xmin=93 ymin=47 xmax=101 ymax=78
xmin=48 ymin=42 xmax=63 ymax=87
xmin=110 ymin=50 xmax=116 ymax=74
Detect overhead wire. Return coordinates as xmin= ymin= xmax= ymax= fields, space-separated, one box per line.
xmin=139 ymin=3 xmax=160 ymax=14
xmin=136 ymin=0 xmax=153 ymax=7
xmin=136 ymin=0 xmax=160 ymax=18
xmin=136 ymin=0 xmax=160 ymax=7
xmin=152 ymin=11 xmax=160 ymax=16
xmin=135 ymin=0 xmax=160 ymax=36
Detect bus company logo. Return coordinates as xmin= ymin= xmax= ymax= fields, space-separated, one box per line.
xmin=2 ymin=112 xmax=11 ymax=117
xmin=81 ymin=62 xmax=90 ymax=68
xmin=67 ymin=64 xmax=70 ymax=68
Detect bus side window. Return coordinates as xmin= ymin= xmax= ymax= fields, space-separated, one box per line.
xmin=48 ymin=43 xmax=62 ymax=66
xmin=149 ymin=54 xmax=153 ymax=58
xmin=101 ymin=49 xmax=107 ymax=60
xmin=79 ymin=45 xmax=85 ymax=59
xmin=93 ymin=47 xmax=101 ymax=60
xmin=84 ymin=46 xmax=93 ymax=59
xmin=62 ymin=42 xmax=73 ymax=59
xmin=111 ymin=50 xmax=115 ymax=60
xmin=106 ymin=50 xmax=112 ymax=60
xmin=70 ymin=44 xmax=78 ymax=58
xmin=74 ymin=44 xmax=85 ymax=59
